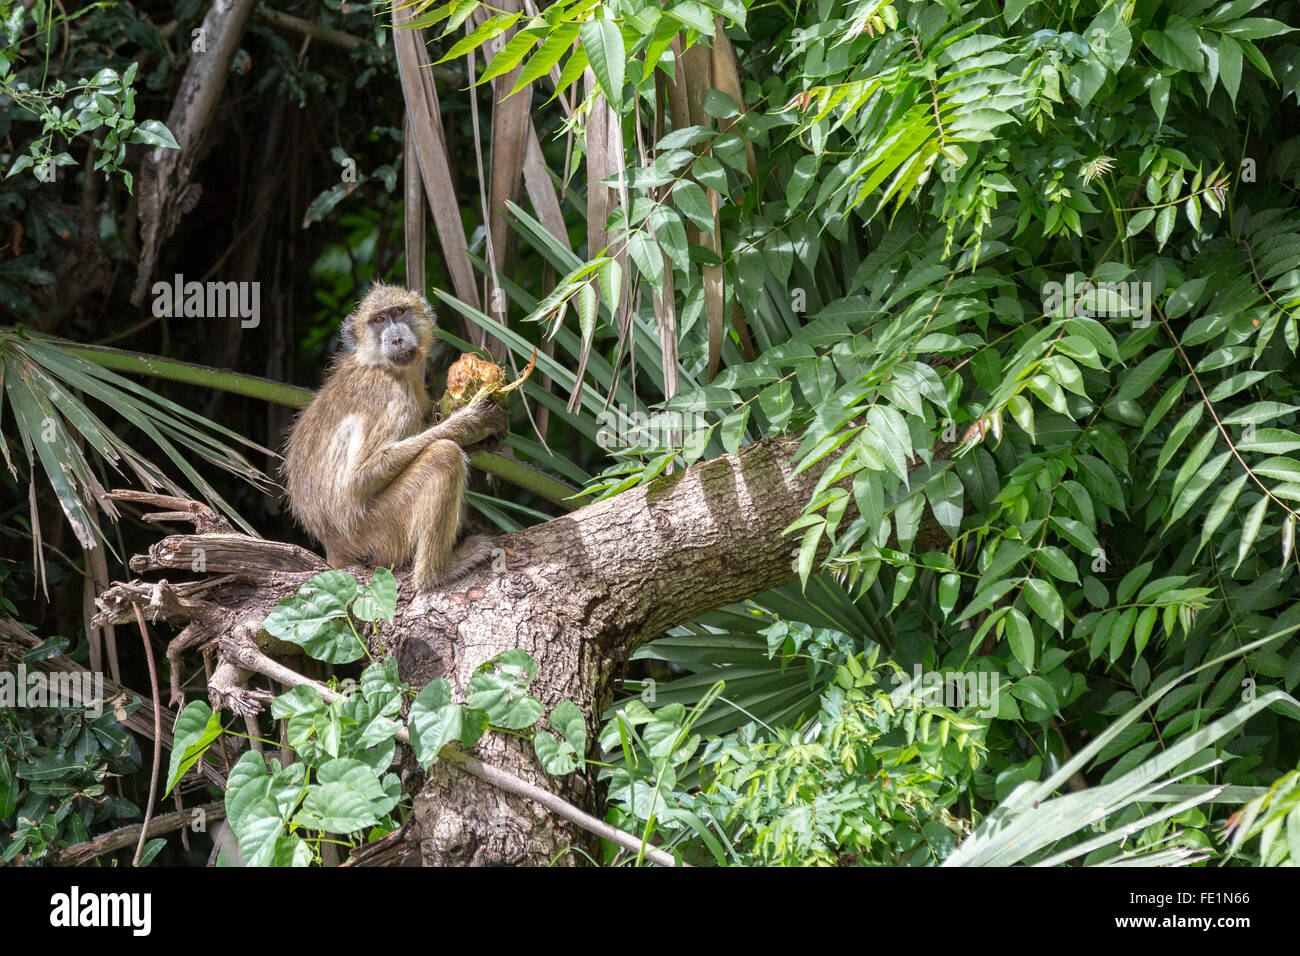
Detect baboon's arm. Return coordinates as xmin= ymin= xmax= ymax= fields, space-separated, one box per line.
xmin=350 ymin=403 xmax=503 ymax=497
xmin=351 ymin=432 xmax=437 ymax=497
xmin=425 ymin=401 xmax=505 ymax=448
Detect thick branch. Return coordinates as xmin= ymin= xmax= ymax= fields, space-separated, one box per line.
xmin=489 ymin=430 xmax=823 ymax=650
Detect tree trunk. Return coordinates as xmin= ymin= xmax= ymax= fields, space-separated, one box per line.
xmin=96 ymin=431 xmax=835 ymax=865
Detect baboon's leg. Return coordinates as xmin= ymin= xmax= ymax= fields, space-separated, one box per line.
xmin=323 ymin=544 xmax=355 ymax=570
xmin=371 ymin=439 xmax=468 ymax=590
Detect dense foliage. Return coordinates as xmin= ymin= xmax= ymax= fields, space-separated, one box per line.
xmin=429 ymin=0 xmax=1300 ymax=864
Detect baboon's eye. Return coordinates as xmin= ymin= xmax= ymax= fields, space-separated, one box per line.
xmin=371 ymin=311 xmax=388 ymax=326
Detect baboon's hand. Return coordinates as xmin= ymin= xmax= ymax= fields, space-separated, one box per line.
xmin=464 ymin=397 xmax=508 ymax=448
xmin=432 ymin=396 xmax=509 ymax=448
xmin=443 ymin=397 xmax=506 ymax=449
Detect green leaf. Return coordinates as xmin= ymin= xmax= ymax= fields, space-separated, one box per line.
xmin=1198 ymin=472 xmax=1249 ymax=555
xmin=1208 ymin=370 xmax=1271 ymax=403
xmin=0 ymin=753 xmax=17 ymax=820
xmin=1154 ymin=404 xmax=1204 ymax=478
xmin=672 ymin=180 xmax=715 ymax=232
xmin=410 ymin=679 xmax=470 ymax=766
xmin=579 ymin=16 xmax=625 ymax=112
xmin=294 ymin=758 xmax=398 ymax=834
xmin=1143 ymin=19 xmax=1204 ymax=72
xmin=1024 ymin=577 xmax=1065 ymax=633
xmin=479 ymin=26 xmax=546 ymax=86
xmin=1140 ymin=376 xmax=1191 ymax=443
xmin=1154 ymin=205 xmax=1177 ymax=248
xmin=1012 ymin=675 xmax=1058 ymax=715
xmin=577 ymin=280 xmax=599 ymax=356
xmin=261 ymin=571 xmax=365 ymax=664
xmin=920 ymin=470 xmax=961 ymax=539
xmin=225 ymin=756 xmax=287 ymax=866
xmin=534 ymin=730 xmax=579 ymax=775
xmin=788 ymin=154 xmax=819 ymax=209
xmin=891 ymin=564 xmax=916 ymax=611
xmin=666 ymin=1 xmax=717 ymax=36
xmin=1165 ymin=277 xmax=1207 ymax=319
xmin=1036 ymin=545 xmax=1080 ymax=584
xmin=648 ymin=206 xmax=689 ymax=272
xmin=1167 ymin=433 xmax=1225 ymax=521
xmin=720 ymin=405 xmax=750 ymax=455
xmin=657 ymin=126 xmax=711 ymax=151
xmin=1133 ymin=606 xmax=1159 ymax=657
xmin=1235 ymin=495 xmax=1269 ymax=571
xmin=1219 ymin=18 xmax=1294 ymax=39
xmin=127 ymin=119 xmax=179 ymax=149
xmin=1126 ymin=208 xmax=1155 ymax=237
xmin=164 ymin=701 xmax=223 ymax=798
xmin=703 ymin=89 xmax=739 ymax=120
xmin=1221 ymin=403 xmax=1300 ymax=426
xmin=1051 ymin=515 xmax=1101 ymax=556
xmin=797 ymin=522 xmax=824 ymax=584
xmin=1217 ymin=35 xmax=1243 ymax=102
xmin=1174 ymin=450 xmax=1232 ymax=521
xmin=352 ymin=567 xmax=397 ymax=623
xmin=596 ymin=258 xmax=622 ymax=318
xmin=550 ymin=45 xmax=589 ymax=101
xmin=1149 ymin=73 xmax=1171 ymax=125
xmin=1108 ymin=606 xmax=1138 ymax=661
xmin=866 ymin=405 xmax=912 ymax=481
xmin=627 ymin=232 xmax=665 ymax=290
xmin=135 ymin=837 xmax=167 ymax=866
xmin=939 ymin=573 xmax=960 ymax=618
xmin=1116 ymin=349 xmax=1176 ymax=405
xmin=437 ymin=13 xmax=521 ymax=64
xmin=693 ymin=154 xmax=728 ymax=193
xmin=1067 ymin=53 xmax=1108 ymax=106
xmin=1007 ymin=608 xmax=1035 ymax=670
xmin=1004 ymin=0 xmax=1037 ymax=26
xmin=1238 ymin=429 xmax=1300 ymax=455
xmin=512 ymin=22 xmax=581 ymax=94
xmin=535 ymin=700 xmax=587 ymax=775
xmin=466 ymin=651 xmax=545 ymax=729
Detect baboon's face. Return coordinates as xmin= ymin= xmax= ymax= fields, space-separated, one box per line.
xmin=347 ymin=285 xmax=435 ymax=368
xmin=369 ymin=304 xmax=422 ymax=366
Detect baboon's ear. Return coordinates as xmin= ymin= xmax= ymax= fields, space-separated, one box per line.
xmin=412 ymin=288 xmax=436 ymax=326
xmin=340 ymin=314 xmax=358 ymax=353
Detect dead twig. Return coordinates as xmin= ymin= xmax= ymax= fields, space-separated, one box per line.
xmin=55 ymin=801 xmax=224 ymax=867
xmin=130 ymin=602 xmax=164 ymax=867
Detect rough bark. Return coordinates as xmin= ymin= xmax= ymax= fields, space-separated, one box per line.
xmin=96 ymin=431 xmax=834 ymax=865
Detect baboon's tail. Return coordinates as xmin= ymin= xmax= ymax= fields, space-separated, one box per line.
xmin=439 ymin=535 xmax=495 ymax=584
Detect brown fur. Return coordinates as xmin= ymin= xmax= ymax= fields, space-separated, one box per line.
xmin=283 ymin=284 xmax=506 ymax=590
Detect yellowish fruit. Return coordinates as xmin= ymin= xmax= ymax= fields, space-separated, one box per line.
xmin=437 ymin=349 xmax=537 ymax=419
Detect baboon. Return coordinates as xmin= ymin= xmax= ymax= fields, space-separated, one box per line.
xmin=283 ymin=284 xmax=506 ymax=590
